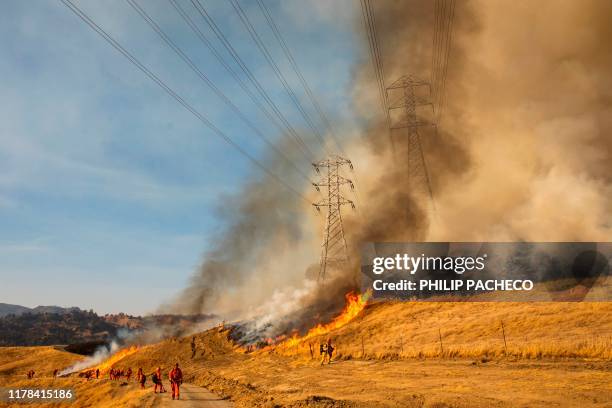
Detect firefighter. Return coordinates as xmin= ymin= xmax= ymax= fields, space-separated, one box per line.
xmin=169 ymin=363 xmax=183 ymax=400
xmin=153 ymin=367 xmax=166 ymax=393
xmin=95 ymin=368 xmax=100 ymax=379
xmin=326 ymin=338 xmax=335 ymax=364
xmin=137 ymin=368 xmax=146 ymax=389
xmin=319 ymin=341 xmax=328 ymax=365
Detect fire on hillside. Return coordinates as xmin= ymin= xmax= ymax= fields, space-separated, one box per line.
xmin=231 ymin=290 xmax=372 ymax=352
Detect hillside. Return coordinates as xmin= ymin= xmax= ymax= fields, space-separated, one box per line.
xmin=2 ymin=300 xmax=610 ymax=407
xmin=0 ymin=347 xmax=153 ymax=408
xmin=0 ymin=310 xmax=117 ymax=346
xmin=273 ymin=300 xmax=612 ymax=360
xmin=110 ymin=300 xmax=611 ymax=407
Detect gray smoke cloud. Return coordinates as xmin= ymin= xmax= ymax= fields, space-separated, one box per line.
xmin=165 ymin=0 xmax=611 ymax=342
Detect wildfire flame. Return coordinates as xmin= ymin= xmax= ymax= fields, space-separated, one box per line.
xmin=283 ymin=290 xmax=371 ymax=348
xmin=91 ymin=345 xmax=139 ymax=373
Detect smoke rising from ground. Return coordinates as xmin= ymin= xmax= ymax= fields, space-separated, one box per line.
xmin=168 ymin=0 xmax=611 ymax=341
xmin=59 ymin=341 xmax=121 ymax=376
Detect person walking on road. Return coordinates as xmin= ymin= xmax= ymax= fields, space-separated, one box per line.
xmin=169 ymin=363 xmax=183 ymax=400
xmin=153 ymin=367 xmax=166 ymax=393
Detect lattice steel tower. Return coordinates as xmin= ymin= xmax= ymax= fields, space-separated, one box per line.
xmin=386 ymin=75 xmax=435 ymax=208
xmin=312 ymin=155 xmax=355 ymax=282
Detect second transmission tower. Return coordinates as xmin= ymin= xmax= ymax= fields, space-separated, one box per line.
xmin=313 ymin=155 xmax=355 ymax=282
xmin=387 ymin=75 xmax=436 ymax=208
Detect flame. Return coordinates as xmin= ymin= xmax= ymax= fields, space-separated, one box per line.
xmin=284 ymin=290 xmax=371 ymax=348
xmin=92 ymin=346 xmax=139 ymax=373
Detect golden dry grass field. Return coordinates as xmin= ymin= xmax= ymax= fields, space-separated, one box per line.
xmin=119 ymin=301 xmax=612 ymax=407
xmin=1 ymin=301 xmax=611 ymax=407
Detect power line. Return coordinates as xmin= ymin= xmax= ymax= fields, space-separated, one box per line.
xmin=254 ymin=0 xmax=369 ymax=211
xmin=229 ymin=0 xmax=330 ymax=153
xmin=190 ymin=0 xmax=316 ymax=160
xmin=168 ymin=0 xmax=314 ymax=165
xmin=360 ymin=0 xmax=389 ymax=124
xmin=436 ymin=0 xmax=456 ymax=123
xmin=125 ymin=0 xmax=312 ymax=183
xmin=59 ymin=0 xmax=311 ymax=204
xmin=255 ymin=0 xmax=346 ymax=155
xmin=431 ymin=0 xmax=443 ymax=101
xmin=360 ymin=0 xmax=396 ymax=156
xmin=431 ymin=0 xmax=456 ymax=123
xmin=433 ymin=0 xmax=450 ymax=108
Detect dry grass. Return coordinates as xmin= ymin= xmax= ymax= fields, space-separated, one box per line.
xmin=2 ymin=300 xmax=610 ymax=407
xmin=0 ymin=346 xmax=82 ymax=377
xmin=273 ymin=301 xmax=612 ymax=361
xmin=114 ymin=301 xmax=612 ymax=407
xmin=116 ymin=326 xmax=612 ymax=408
xmin=0 ymin=347 xmax=156 ymax=408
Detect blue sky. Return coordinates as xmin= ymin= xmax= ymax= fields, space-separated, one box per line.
xmin=0 ymin=0 xmax=360 ymax=315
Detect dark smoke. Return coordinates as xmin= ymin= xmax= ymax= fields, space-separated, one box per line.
xmin=166 ymin=0 xmax=611 ymax=342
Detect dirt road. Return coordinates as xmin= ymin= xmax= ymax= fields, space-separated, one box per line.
xmin=149 ymin=383 xmax=233 ymax=408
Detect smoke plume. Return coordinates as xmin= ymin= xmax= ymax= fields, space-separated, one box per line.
xmin=168 ymin=0 xmax=612 ymax=341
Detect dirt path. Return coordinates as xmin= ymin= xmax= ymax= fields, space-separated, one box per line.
xmin=150 ymin=383 xmax=233 ymax=408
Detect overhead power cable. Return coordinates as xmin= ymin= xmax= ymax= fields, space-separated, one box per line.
xmin=431 ymin=0 xmax=456 ymax=124
xmin=59 ymin=0 xmax=311 ymax=204
xmin=169 ymin=0 xmax=315 ymax=165
xmin=228 ymin=0 xmax=330 ymax=153
xmin=190 ymin=0 xmax=316 ymax=160
xmin=360 ymin=0 xmax=395 ymax=156
xmin=436 ymin=0 xmax=456 ymax=123
xmin=255 ymin=0 xmax=346 ymax=155
xmin=125 ymin=0 xmax=312 ymax=183
xmin=360 ymin=0 xmax=389 ymax=125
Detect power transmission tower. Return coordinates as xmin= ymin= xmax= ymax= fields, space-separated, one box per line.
xmin=313 ymin=155 xmax=356 ymax=282
xmin=386 ymin=75 xmax=436 ymax=209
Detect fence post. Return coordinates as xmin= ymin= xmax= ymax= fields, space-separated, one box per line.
xmin=501 ymin=320 xmax=508 ymax=354
xmin=361 ymin=336 xmax=365 ymax=358
xmin=438 ymin=328 xmax=444 ymax=356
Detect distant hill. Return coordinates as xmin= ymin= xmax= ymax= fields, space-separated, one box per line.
xmin=0 ymin=303 xmax=216 ymax=347
xmin=0 ymin=303 xmax=81 ymax=318
xmin=0 ymin=309 xmax=116 ymax=346
xmin=0 ymin=303 xmax=31 ymax=317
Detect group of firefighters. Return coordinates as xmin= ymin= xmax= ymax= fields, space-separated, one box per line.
xmin=109 ymin=367 xmax=131 ymax=380
xmin=26 ymin=337 xmax=334 ymax=401
xmin=101 ymin=364 xmax=183 ymax=400
xmin=30 ymin=364 xmax=184 ymax=400
xmin=136 ymin=364 xmax=183 ymax=400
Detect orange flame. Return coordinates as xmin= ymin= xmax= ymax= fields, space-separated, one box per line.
xmin=284 ymin=290 xmax=371 ymax=348
xmin=92 ymin=346 xmax=139 ymax=373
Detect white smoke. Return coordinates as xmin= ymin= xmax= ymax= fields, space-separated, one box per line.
xmin=234 ymin=280 xmax=317 ymax=342
xmin=59 ymin=340 xmax=119 ymax=376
